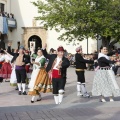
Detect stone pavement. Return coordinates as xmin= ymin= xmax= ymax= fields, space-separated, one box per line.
xmin=0 ymin=67 xmax=120 ymax=120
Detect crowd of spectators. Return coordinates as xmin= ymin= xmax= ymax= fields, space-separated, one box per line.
xmin=66 ymin=48 xmax=120 ymax=76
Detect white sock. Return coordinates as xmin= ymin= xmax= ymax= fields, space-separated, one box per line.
xmin=77 ymin=82 xmax=81 ymax=93
xmin=22 ymin=83 xmax=26 ymax=92
xmin=80 ymin=84 xmax=87 ymax=95
xmin=54 ymin=95 xmax=59 ymax=104
xmin=58 ymin=94 xmax=63 ymax=104
xmin=58 ymin=89 xmax=64 ymax=104
xmin=18 ymin=83 xmax=22 ymax=91
xmin=32 ymin=96 xmax=35 ymax=101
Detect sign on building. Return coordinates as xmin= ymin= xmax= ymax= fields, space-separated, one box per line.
xmin=7 ymin=18 xmax=17 ymax=28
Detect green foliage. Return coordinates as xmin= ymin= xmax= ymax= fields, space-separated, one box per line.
xmin=33 ymin=0 xmax=120 ymax=44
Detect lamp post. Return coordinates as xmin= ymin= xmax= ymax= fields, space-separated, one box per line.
xmin=87 ymin=37 xmax=88 ymax=54
xmin=97 ymin=34 xmax=98 ymax=52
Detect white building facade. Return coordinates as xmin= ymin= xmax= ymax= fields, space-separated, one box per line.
xmin=0 ymin=0 xmax=102 ymax=54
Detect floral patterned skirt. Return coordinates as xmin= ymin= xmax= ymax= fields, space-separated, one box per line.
xmin=28 ymin=68 xmax=53 ymax=96
xmin=92 ymin=69 xmax=120 ymax=97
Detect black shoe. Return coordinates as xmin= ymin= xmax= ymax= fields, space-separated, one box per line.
xmin=31 ymin=100 xmax=34 ymax=103
xmin=5 ymin=80 xmax=9 ymax=82
xmin=37 ymin=98 xmax=42 ymax=101
xmin=23 ymin=91 xmax=27 ymax=95
xmin=18 ymin=91 xmax=21 ymax=95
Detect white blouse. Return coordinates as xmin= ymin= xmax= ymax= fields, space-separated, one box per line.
xmin=53 ymin=57 xmax=62 ymax=70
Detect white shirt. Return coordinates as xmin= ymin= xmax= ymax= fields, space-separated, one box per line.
xmin=53 ymin=57 xmax=62 ymax=70
xmin=98 ymin=53 xmax=109 ymax=60
xmin=0 ymin=54 xmax=13 ymax=62
xmin=0 ymin=54 xmax=5 ymax=62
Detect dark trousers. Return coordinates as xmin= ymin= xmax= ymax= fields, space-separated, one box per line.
xmin=15 ymin=69 xmax=26 ymax=83
xmin=52 ymin=78 xmax=65 ymax=94
xmin=76 ymin=71 xmax=85 ymax=83
xmin=0 ymin=77 xmax=3 ymax=82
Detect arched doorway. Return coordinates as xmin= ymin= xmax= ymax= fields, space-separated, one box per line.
xmin=28 ymin=35 xmax=42 ymax=52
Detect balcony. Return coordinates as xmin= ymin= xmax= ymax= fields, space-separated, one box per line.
xmin=0 ymin=12 xmax=17 ymax=34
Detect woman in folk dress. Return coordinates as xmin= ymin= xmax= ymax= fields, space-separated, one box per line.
xmin=28 ymin=49 xmax=52 ymax=103
xmin=92 ymin=46 xmax=120 ymax=102
xmin=0 ymin=51 xmax=13 ymax=82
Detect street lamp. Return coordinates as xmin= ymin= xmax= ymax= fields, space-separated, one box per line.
xmin=97 ymin=34 xmax=99 ymax=52
xmin=87 ymin=37 xmax=88 ymax=54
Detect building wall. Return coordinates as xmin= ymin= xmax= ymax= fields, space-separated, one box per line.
xmin=2 ymin=0 xmax=98 ymax=54
xmin=115 ymin=43 xmax=120 ymax=49
xmin=8 ymin=0 xmax=39 ymax=48
xmin=47 ymin=30 xmax=97 ymax=54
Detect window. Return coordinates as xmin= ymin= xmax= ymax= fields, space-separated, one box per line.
xmin=0 ymin=3 xmax=4 ymax=12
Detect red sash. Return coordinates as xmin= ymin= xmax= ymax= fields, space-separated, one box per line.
xmin=52 ymin=69 xmax=61 ymax=78
xmin=49 ymin=58 xmax=62 ymax=80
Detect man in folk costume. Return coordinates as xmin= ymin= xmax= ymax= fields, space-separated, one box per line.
xmin=75 ymin=46 xmax=94 ymax=97
xmin=11 ymin=46 xmax=30 ymax=95
xmin=42 ymin=44 xmax=70 ymax=104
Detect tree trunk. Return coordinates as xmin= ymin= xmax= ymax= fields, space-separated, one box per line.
xmin=101 ymin=36 xmax=111 ymax=50
xmin=101 ymin=35 xmax=120 ymax=52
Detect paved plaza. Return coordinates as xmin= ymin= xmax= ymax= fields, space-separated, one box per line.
xmin=0 ymin=67 xmax=120 ymax=120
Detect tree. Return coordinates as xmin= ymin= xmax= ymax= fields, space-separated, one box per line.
xmin=33 ymin=0 xmax=120 ymax=50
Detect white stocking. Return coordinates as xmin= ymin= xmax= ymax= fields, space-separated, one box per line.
xmin=18 ymin=83 xmax=22 ymax=91
xmin=58 ymin=90 xmax=64 ymax=104
xmin=32 ymin=96 xmax=35 ymax=101
xmin=54 ymin=95 xmax=59 ymax=104
xmin=22 ymin=83 xmax=26 ymax=92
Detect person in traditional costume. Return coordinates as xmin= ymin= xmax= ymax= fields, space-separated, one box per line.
xmin=28 ymin=49 xmax=52 ymax=103
xmin=0 ymin=50 xmax=13 ymax=82
xmin=92 ymin=46 xmax=120 ymax=102
xmin=42 ymin=44 xmax=70 ymax=104
xmin=9 ymin=49 xmax=19 ymax=89
xmin=6 ymin=43 xmax=19 ymax=89
xmin=75 ymin=46 xmax=94 ymax=97
xmin=11 ymin=46 xmax=30 ymax=95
